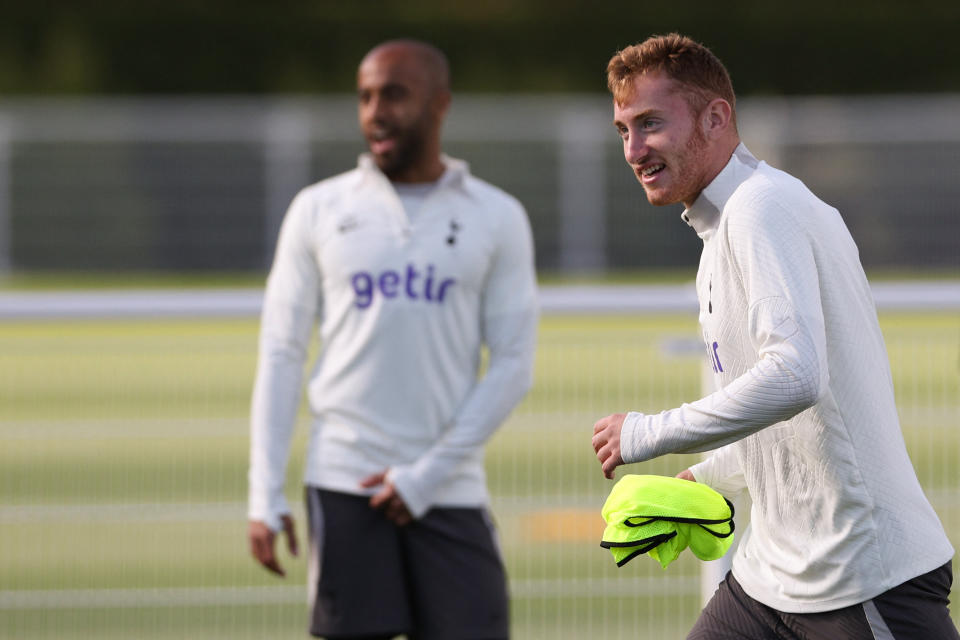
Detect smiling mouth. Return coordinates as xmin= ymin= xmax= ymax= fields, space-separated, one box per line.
xmin=370 ymin=139 xmax=395 ymax=153
xmin=368 ymin=130 xmax=397 ymax=155
xmin=641 ymin=163 xmax=665 ymax=177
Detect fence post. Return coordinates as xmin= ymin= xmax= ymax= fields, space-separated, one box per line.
xmin=558 ymin=105 xmax=607 ymax=272
xmin=263 ymin=102 xmax=312 ymax=268
xmin=0 ymin=113 xmax=11 ymax=274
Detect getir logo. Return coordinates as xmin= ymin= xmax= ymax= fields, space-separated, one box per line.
xmin=707 ymin=340 xmax=723 ymax=373
xmin=351 ymin=263 xmax=456 ymax=309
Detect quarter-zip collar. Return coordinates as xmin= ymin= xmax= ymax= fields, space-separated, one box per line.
xmin=352 ymin=153 xmax=470 ymax=236
xmin=356 ymin=153 xmax=470 ymax=191
xmin=681 ymin=143 xmax=759 ymax=240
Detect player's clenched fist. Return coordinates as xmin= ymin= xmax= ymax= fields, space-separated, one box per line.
xmin=592 ymin=413 xmax=626 ymax=479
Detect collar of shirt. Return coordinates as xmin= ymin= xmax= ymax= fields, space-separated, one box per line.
xmin=681 ymin=143 xmax=760 ymax=240
xmin=356 ymin=153 xmax=470 ymax=191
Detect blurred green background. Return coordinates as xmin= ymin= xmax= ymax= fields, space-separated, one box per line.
xmin=2 ymin=312 xmax=958 ymax=639
xmin=2 ymin=0 xmax=959 ymax=95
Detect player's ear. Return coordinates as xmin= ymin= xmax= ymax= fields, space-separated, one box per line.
xmin=702 ymin=98 xmax=732 ymax=139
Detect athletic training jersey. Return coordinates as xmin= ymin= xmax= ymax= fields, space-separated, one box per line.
xmin=618 ymin=144 xmax=953 ymax=613
xmin=248 ymin=154 xmax=538 ymax=530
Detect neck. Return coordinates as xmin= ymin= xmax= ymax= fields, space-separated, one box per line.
xmin=390 ymin=155 xmax=445 ymax=183
xmin=683 ymin=136 xmax=741 ymax=208
xmin=389 ymin=134 xmax=445 ymax=183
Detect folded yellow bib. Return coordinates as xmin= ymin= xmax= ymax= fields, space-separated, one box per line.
xmin=600 ymin=474 xmax=734 ymax=569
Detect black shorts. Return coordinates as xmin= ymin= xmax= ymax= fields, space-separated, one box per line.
xmin=305 ymin=487 xmax=509 ymax=639
xmin=688 ymin=562 xmax=958 ymax=640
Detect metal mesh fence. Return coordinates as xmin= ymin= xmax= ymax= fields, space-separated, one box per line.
xmin=1 ymin=94 xmax=959 ymax=274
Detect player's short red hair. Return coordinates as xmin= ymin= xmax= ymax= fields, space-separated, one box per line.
xmin=607 ymin=33 xmax=736 ymax=119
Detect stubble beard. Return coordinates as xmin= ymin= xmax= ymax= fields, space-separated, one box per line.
xmin=373 ymin=112 xmax=432 ymax=181
xmin=673 ymin=123 xmax=710 ymax=206
xmin=644 ymin=123 xmax=710 ymax=207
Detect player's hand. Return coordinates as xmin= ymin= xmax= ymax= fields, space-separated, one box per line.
xmin=676 ymin=469 xmax=696 ymax=482
xmin=360 ymin=471 xmax=413 ymax=527
xmin=592 ymin=413 xmax=626 ymax=479
xmin=249 ymin=514 xmax=298 ymax=577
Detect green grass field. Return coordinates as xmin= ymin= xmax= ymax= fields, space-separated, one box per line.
xmin=1 ymin=311 xmax=958 ymax=639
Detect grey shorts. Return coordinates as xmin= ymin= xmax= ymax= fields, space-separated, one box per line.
xmin=305 ymin=487 xmax=509 ymax=639
xmin=688 ymin=561 xmax=958 ymax=640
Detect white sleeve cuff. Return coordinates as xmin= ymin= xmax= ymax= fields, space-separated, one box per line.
xmin=385 ymin=467 xmax=431 ymax=520
xmin=687 ymin=459 xmax=712 ymax=485
xmin=686 ymin=445 xmax=747 ymax=499
xmin=247 ymin=485 xmax=291 ymax=532
xmin=619 ymin=411 xmax=646 ymax=464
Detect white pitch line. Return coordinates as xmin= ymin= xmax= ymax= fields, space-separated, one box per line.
xmin=0 ymin=578 xmax=699 ymax=610
xmin=0 ymin=586 xmax=306 ymax=610
xmin=0 ymin=499 xmax=594 ymax=523
xmin=0 ymin=417 xmax=254 ymax=440
xmin=0 ymin=502 xmax=251 ymax=524
xmin=509 ymin=576 xmax=698 ymax=598
xmin=3 ymin=490 xmax=958 ymax=525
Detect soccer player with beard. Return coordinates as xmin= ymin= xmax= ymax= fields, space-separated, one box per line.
xmin=248 ymin=40 xmax=538 ymax=639
xmin=591 ymin=34 xmax=957 ymax=639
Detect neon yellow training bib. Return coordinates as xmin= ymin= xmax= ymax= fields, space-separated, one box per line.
xmin=600 ymin=474 xmax=734 ymax=569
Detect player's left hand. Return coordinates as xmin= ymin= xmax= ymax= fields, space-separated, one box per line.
xmin=592 ymin=413 xmax=626 ymax=479
xmin=248 ymin=514 xmax=298 ymax=577
xmin=361 ymin=471 xmax=413 ymax=526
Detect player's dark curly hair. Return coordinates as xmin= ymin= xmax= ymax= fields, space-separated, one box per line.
xmin=607 ymin=33 xmax=736 ymax=121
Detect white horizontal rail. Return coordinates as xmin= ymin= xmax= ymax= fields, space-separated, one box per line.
xmin=0 ymin=282 xmax=958 ymax=319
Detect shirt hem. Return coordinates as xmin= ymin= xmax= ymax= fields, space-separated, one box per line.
xmin=732 ymin=550 xmax=955 ymax=614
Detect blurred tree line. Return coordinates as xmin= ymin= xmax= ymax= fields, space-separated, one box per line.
xmin=1 ymin=0 xmax=958 ymax=96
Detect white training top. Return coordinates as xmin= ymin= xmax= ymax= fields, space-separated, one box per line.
xmin=248 ymin=154 xmax=538 ymax=529
xmin=619 ymin=144 xmax=953 ymax=613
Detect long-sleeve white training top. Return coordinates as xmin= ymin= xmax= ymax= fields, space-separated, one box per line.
xmin=619 ymin=144 xmax=953 ymax=613
xmin=248 ymin=154 xmax=538 ymax=530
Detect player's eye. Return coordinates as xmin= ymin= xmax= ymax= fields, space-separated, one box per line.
xmin=382 ymin=85 xmax=408 ymax=101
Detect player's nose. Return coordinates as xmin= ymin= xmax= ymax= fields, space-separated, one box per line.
xmin=624 ymin=135 xmax=649 ymax=165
